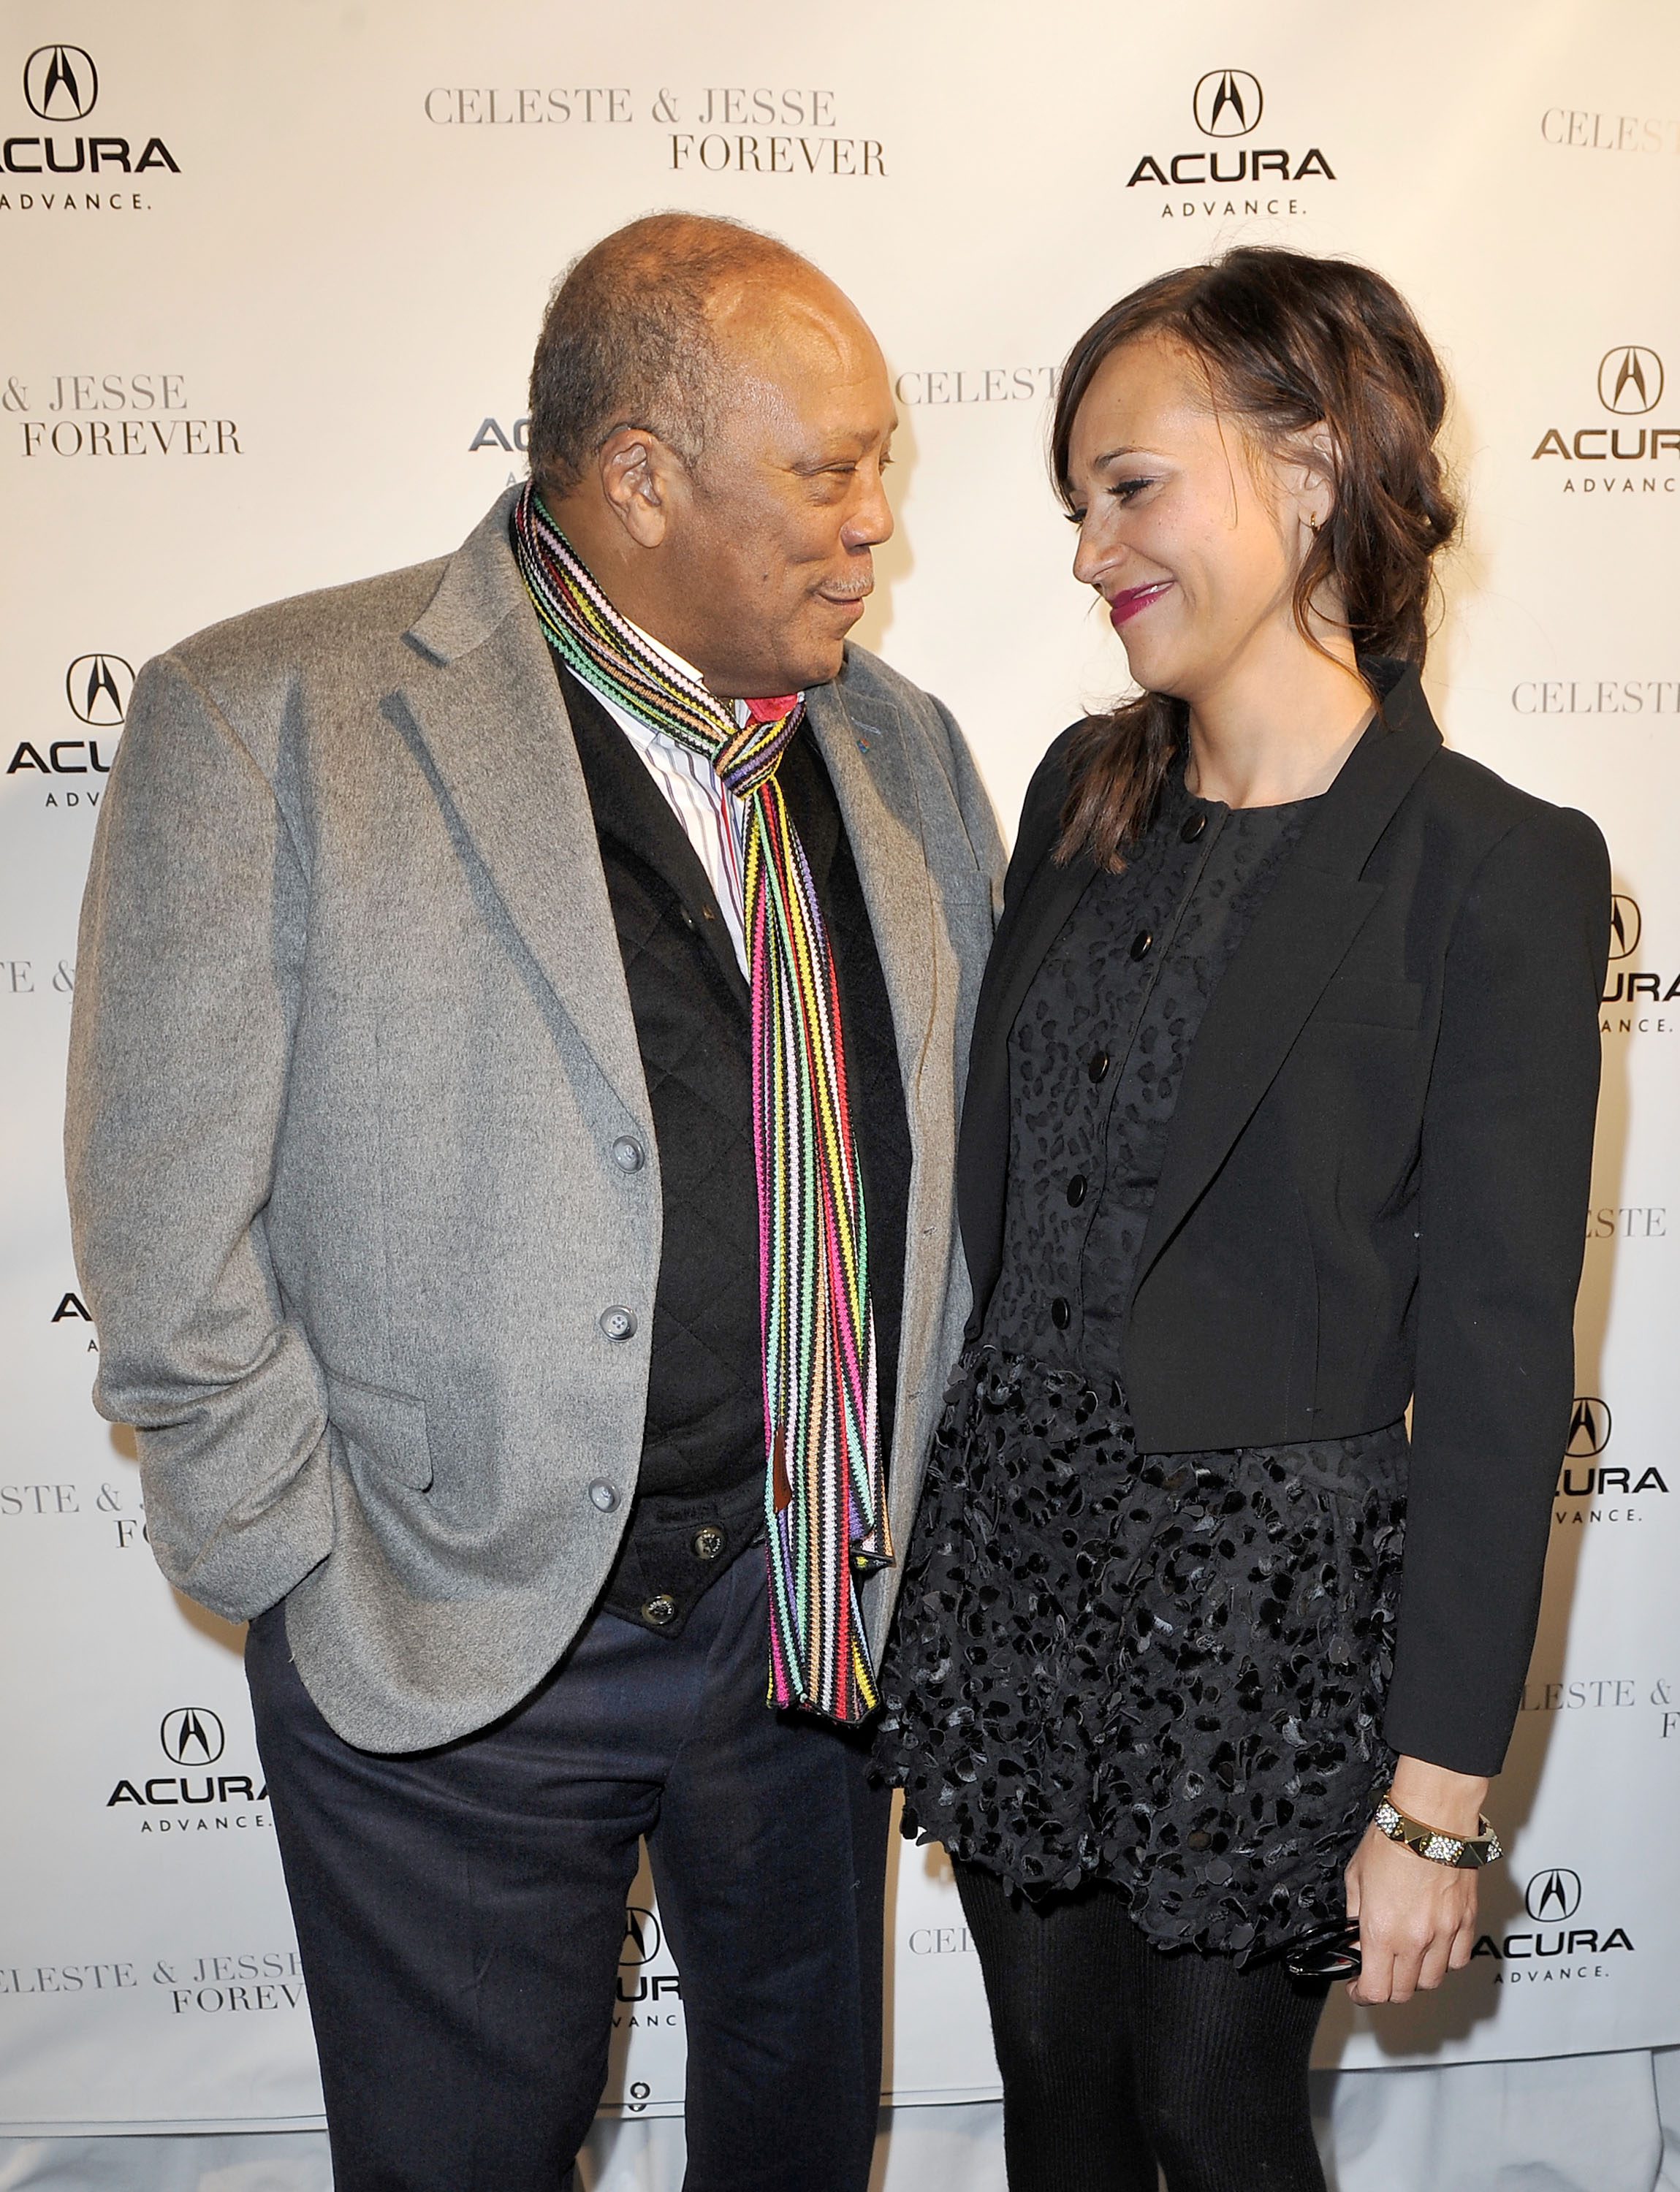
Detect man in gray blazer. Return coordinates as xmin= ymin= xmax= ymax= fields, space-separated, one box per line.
xmin=66 ymin=213 xmax=1002 ymax=2192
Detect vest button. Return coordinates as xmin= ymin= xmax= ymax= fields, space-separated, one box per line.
xmin=1087 ymin=1049 xmax=1110 ymax=1084
xmin=612 ymin=1137 xmax=645 ymax=1172
xmin=1129 ymin=929 xmax=1154 ymax=962
xmin=1181 ymin=811 xmax=1208 ymax=842
xmin=1066 ymin=1175 xmax=1087 ymax=1207
xmin=598 ymin=1306 xmax=637 ymax=1342
xmin=1050 ymin=1296 xmax=1071 ymax=1330
xmin=642 ymin=1594 xmax=678 ymax=1629
xmin=588 ymin=1480 xmax=618 ymax=1513
xmin=692 ymin=1525 xmax=726 ymax=1561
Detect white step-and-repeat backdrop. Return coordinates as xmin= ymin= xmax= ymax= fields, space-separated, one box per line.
xmin=2 ymin=0 xmax=1678 ymax=2142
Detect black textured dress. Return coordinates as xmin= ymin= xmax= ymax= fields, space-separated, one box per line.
xmin=875 ymin=766 xmax=1407 ymax=1963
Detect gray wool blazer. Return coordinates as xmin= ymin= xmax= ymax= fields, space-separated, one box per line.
xmin=66 ymin=488 xmax=1005 ymax=1752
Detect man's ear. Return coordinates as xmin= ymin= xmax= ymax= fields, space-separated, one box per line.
xmin=596 ymin=425 xmax=682 ymax=549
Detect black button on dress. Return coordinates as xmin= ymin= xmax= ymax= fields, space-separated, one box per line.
xmin=875 ymin=767 xmax=1407 ymax=1963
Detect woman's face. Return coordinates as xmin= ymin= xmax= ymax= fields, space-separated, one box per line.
xmin=1065 ymin=333 xmax=1332 ymax=706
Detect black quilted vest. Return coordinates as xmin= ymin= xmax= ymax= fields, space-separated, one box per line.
xmin=559 ymin=667 xmax=911 ymax=1634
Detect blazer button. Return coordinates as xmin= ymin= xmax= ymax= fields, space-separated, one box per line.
xmin=588 ymin=1480 xmax=618 ymax=1513
xmin=1181 ymin=811 xmax=1207 ymax=842
xmin=1050 ymin=1296 xmax=1071 ymax=1329
xmin=612 ymin=1137 xmax=645 ymax=1172
xmin=1129 ymin=929 xmax=1154 ymax=962
xmin=1065 ymin=1175 xmax=1087 ymax=1208
xmin=642 ymin=1594 xmax=678 ymax=1629
xmin=598 ymin=1306 xmax=637 ymax=1342
xmin=692 ymin=1524 xmax=726 ymax=1561
xmin=1087 ymin=1049 xmax=1110 ymax=1084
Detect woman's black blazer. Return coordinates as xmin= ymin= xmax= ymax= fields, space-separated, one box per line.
xmin=958 ymin=663 xmax=1610 ymax=1775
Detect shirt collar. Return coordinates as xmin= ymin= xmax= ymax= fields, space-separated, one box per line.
xmin=620 ymin=612 xmax=802 ymax=732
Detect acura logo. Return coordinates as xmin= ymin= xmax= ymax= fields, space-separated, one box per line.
xmin=23 ymin=44 xmax=97 ymax=121
xmin=1193 ymin=69 xmax=1263 ymax=138
xmin=159 ymin=1706 xmax=225 ymax=1765
xmin=1524 ymin=1868 xmax=1583 ymax=1922
xmin=1608 ymin=895 xmax=1641 ymax=962
xmin=1565 ymin=1398 xmax=1611 ymax=1459
xmin=65 ymin=653 xmax=134 ymax=728
xmin=620 ymin=1906 xmax=661 ymax=1965
xmin=1597 ymin=346 xmax=1664 ymax=416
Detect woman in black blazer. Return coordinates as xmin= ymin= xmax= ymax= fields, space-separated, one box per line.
xmin=875 ymin=249 xmax=1609 ymax=2192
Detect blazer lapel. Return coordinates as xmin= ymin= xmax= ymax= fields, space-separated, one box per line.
xmin=805 ymin=679 xmax=940 ymax=1108
xmin=388 ymin=491 xmax=650 ymax=1124
xmin=1132 ymin=674 xmax=1443 ymax=1295
xmin=805 ymin=674 xmax=952 ymax=1557
xmin=970 ymin=840 xmax=1097 ymax=1089
xmin=951 ymin=829 xmax=1094 ymax=1316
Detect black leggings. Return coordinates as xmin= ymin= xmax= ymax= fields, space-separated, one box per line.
xmin=954 ymin=1860 xmax=1329 ymax=2192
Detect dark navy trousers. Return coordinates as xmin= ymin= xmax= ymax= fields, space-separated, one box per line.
xmin=245 ymin=1550 xmax=890 ymax=2191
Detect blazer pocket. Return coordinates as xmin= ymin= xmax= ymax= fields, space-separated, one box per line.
xmin=1315 ymin=977 xmax=1425 ymax=1030
xmin=324 ymin=1369 xmax=433 ymax=1492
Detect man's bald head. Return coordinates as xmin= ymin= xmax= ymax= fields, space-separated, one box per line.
xmin=525 ymin=213 xmax=896 ymax=698
xmin=528 ymin=213 xmax=839 ymax=498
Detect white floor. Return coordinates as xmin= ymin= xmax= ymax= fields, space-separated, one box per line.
xmin=2 ymin=2051 xmax=1678 ymax=2191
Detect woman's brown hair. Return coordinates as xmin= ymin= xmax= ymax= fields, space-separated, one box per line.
xmin=1052 ymin=247 xmax=1459 ymax=867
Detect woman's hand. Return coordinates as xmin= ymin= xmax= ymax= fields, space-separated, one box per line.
xmin=1342 ymin=1756 xmax=1488 ymax=2004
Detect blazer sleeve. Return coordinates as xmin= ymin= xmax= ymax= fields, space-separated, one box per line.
xmin=64 ymin=650 xmax=335 ymax=1621
xmin=1383 ymin=802 xmax=1610 ymax=1775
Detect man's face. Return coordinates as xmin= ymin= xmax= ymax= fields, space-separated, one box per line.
xmin=653 ymin=286 xmax=897 ymax=697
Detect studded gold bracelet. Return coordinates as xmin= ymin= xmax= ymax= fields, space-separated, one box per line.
xmin=1372 ymin=1791 xmax=1503 ymax=1869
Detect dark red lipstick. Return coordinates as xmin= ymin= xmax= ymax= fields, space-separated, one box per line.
xmin=1109 ymin=581 xmax=1172 ymax=631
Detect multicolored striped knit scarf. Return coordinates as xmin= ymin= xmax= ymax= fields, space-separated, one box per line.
xmin=512 ymin=483 xmax=891 ymax=1723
